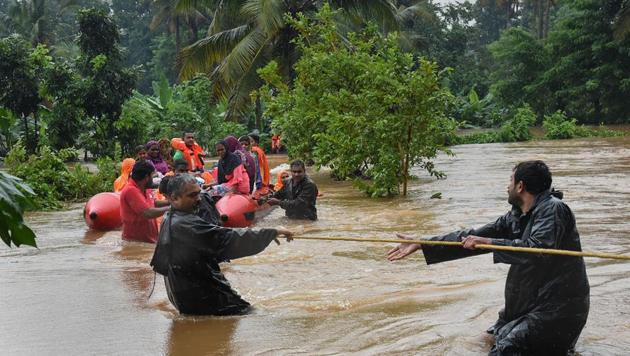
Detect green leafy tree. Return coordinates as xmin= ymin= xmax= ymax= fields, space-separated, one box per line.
xmin=5 ymin=141 xmax=118 ymax=209
xmin=259 ymin=6 xmax=454 ymax=197
xmin=178 ymin=0 xmax=399 ymax=121
xmin=496 ymin=105 xmax=536 ymax=142
xmin=456 ymin=87 xmax=504 ymax=128
xmin=542 ymin=0 xmax=630 ymax=123
xmin=488 ymin=27 xmax=550 ymax=116
xmin=111 ymin=0 xmax=159 ymax=93
xmin=117 ymin=75 xmax=244 ymax=154
xmin=76 ymin=8 xmax=137 ymax=157
xmin=0 ymin=107 xmax=18 ymax=155
xmin=147 ymin=34 xmax=179 ymax=86
xmin=0 ymin=171 xmax=37 ymax=248
xmin=543 ymin=110 xmax=578 ymax=139
xmin=42 ymin=60 xmax=85 ymax=149
xmin=0 ymin=35 xmax=41 ymax=152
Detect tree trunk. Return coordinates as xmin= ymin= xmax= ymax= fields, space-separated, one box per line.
xmin=542 ymin=0 xmax=551 ymax=39
xmin=255 ymin=93 xmax=263 ymax=132
xmin=33 ymin=111 xmax=39 ymax=149
xmin=534 ymin=0 xmax=544 ymax=39
xmin=22 ymin=115 xmax=31 ymax=154
xmin=175 ymin=17 xmax=181 ymax=54
xmin=402 ymin=125 xmax=412 ymax=196
xmin=189 ymin=18 xmax=198 ymax=43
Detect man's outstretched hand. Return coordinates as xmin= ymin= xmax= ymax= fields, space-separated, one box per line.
xmin=274 ymin=227 xmax=294 ymax=245
xmin=462 ymin=235 xmax=491 ymax=250
xmin=387 ymin=233 xmax=421 ymax=261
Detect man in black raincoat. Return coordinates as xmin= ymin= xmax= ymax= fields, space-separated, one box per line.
xmin=151 ymin=174 xmax=293 ymax=316
xmin=268 ymin=160 xmax=318 ymax=220
xmin=388 ymin=160 xmax=589 ymax=355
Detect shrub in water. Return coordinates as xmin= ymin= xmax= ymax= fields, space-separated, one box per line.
xmin=496 ymin=105 xmax=536 ymax=142
xmin=5 ymin=142 xmax=118 ymax=209
xmin=543 ymin=111 xmax=578 ymax=139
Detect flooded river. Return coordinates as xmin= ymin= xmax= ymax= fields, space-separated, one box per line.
xmin=2 ymin=137 xmax=630 ymax=355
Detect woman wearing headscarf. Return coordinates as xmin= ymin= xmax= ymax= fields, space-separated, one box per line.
xmin=158 ymin=138 xmax=174 ymax=170
xmin=223 ymin=135 xmax=256 ymax=193
xmin=114 ymin=158 xmax=136 ymax=192
xmin=212 ymin=140 xmax=250 ymax=196
xmin=146 ymin=140 xmax=170 ymax=175
xmin=273 ymin=169 xmax=290 ymax=192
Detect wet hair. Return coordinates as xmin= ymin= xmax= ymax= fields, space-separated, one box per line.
xmin=167 ymin=173 xmax=197 ymax=199
xmin=238 ymin=135 xmax=251 ymax=143
xmin=135 ymin=145 xmax=146 ymax=154
xmin=513 ymin=160 xmax=552 ymax=195
xmin=159 ymin=175 xmax=173 ymax=196
xmin=290 ymin=160 xmax=306 ymax=171
xmin=173 ymin=159 xmax=188 ymax=171
xmin=131 ymin=160 xmax=155 ymax=181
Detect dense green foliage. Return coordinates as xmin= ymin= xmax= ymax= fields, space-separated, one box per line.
xmin=0 ymin=35 xmax=43 ymax=152
xmin=0 ymin=171 xmax=37 ymax=247
xmin=5 ymin=142 xmax=118 ymax=209
xmin=543 ymin=111 xmax=581 ymax=139
xmin=0 ymin=0 xmax=628 ymax=208
xmin=455 ymin=105 xmax=536 ymax=145
xmin=260 ymin=6 xmax=454 ymax=197
xmin=117 ymin=75 xmax=246 ymax=154
xmin=76 ymin=9 xmax=136 ymax=157
xmin=178 ymin=0 xmax=400 ymax=121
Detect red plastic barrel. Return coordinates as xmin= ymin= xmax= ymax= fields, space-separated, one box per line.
xmin=84 ymin=192 xmax=122 ymax=230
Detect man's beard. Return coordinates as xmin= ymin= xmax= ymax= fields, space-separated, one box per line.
xmin=507 ymin=191 xmax=521 ymax=207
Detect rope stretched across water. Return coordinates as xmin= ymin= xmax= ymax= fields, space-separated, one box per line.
xmin=291 ymin=235 xmax=630 ymax=261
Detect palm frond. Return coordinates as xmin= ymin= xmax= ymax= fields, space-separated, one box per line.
xmin=216 ymin=26 xmax=270 ymax=86
xmin=209 ymin=27 xmax=273 ymax=121
xmin=330 ymin=0 xmax=399 ymax=32
xmin=207 ymin=0 xmax=249 ymax=35
xmin=220 ymin=44 xmax=271 ymax=121
xmin=396 ymin=2 xmax=439 ymax=25
xmin=242 ymin=0 xmax=286 ymax=36
xmin=150 ymin=7 xmax=173 ymax=31
xmin=175 ymin=0 xmax=217 ymax=14
xmin=178 ymin=24 xmax=252 ymax=80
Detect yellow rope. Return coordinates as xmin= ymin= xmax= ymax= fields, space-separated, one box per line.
xmin=292 ymin=235 xmax=630 ymax=261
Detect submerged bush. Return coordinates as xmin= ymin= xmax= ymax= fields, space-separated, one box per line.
xmin=496 ymin=105 xmax=536 ymax=142
xmin=543 ymin=111 xmax=578 ymax=139
xmin=5 ymin=142 xmax=117 ymax=209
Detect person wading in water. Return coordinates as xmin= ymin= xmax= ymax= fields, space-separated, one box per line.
xmin=150 ymin=174 xmax=293 ymax=315
xmin=388 ymin=160 xmax=589 ymax=355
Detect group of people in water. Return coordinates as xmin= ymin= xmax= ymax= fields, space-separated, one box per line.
xmin=112 ymin=135 xmax=590 ymax=355
xmin=112 ymin=131 xmax=318 ymax=243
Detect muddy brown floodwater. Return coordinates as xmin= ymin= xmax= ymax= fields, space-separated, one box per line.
xmin=2 ymin=137 xmax=630 ymax=355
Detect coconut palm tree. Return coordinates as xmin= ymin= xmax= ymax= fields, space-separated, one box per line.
xmin=177 ymin=0 xmax=400 ymax=121
xmin=5 ymin=0 xmax=77 ymax=46
xmin=150 ymin=0 xmax=212 ymax=54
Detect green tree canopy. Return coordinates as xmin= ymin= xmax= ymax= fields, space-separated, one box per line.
xmin=259 ymin=5 xmax=454 ymax=197
xmin=489 ymin=27 xmax=550 ymax=116
xmin=76 ymin=8 xmax=137 ymax=157
xmin=0 ymin=171 xmax=37 ymax=248
xmin=541 ymin=0 xmax=630 ymax=123
xmin=178 ymin=0 xmax=399 ymax=121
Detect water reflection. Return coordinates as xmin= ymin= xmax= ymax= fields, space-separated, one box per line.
xmin=113 ymin=242 xmax=156 ymax=308
xmin=167 ymin=317 xmax=238 ymax=355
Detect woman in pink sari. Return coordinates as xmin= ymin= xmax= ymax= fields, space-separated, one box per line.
xmin=212 ymin=139 xmax=250 ymax=196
